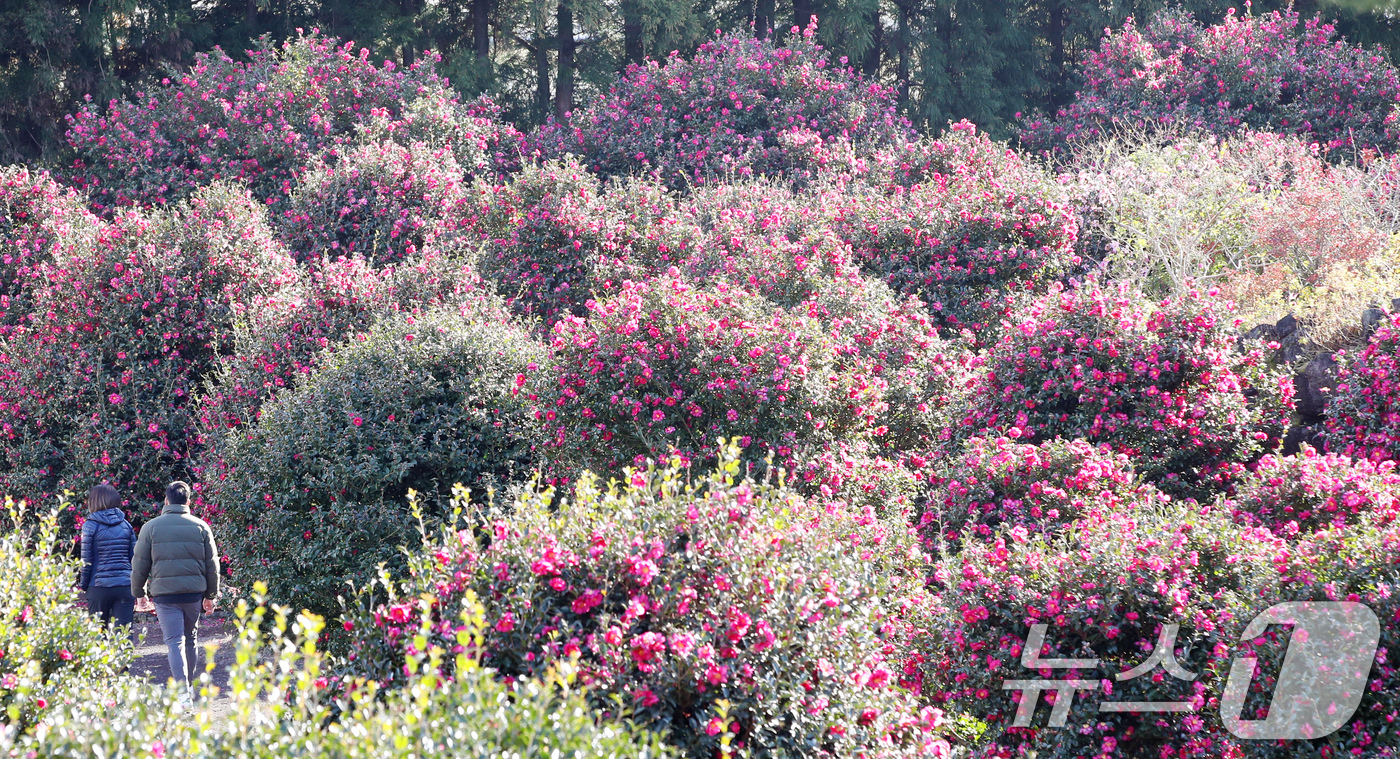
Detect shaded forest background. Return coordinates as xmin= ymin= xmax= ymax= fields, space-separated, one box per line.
xmin=4 ymin=0 xmax=1400 ymax=163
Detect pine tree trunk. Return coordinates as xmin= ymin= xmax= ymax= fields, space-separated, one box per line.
xmin=473 ymin=0 xmax=490 ymax=62
xmin=556 ymin=0 xmax=575 ymax=122
xmin=623 ymin=0 xmax=644 ymax=66
xmin=897 ymin=0 xmax=909 ymax=106
xmin=401 ymin=0 xmax=417 ymax=67
xmin=534 ymin=24 xmax=551 ymax=124
xmin=755 ymin=0 xmax=775 ymax=39
xmin=793 ymin=0 xmax=814 ymax=33
xmin=1048 ymin=0 xmax=1065 ymax=104
xmin=862 ymin=8 xmax=882 ymax=76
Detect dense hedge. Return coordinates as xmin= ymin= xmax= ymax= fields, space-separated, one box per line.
xmin=0 ymin=184 xmax=300 ymax=516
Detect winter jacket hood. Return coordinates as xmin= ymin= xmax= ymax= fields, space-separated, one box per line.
xmin=88 ymin=507 xmax=127 ymax=527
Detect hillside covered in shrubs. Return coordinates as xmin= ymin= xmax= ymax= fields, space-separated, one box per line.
xmin=3 ymin=8 xmax=1400 ymax=757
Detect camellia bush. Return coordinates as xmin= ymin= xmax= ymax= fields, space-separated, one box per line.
xmin=1226 ymin=444 xmax=1400 ymax=535
xmin=919 ymin=436 xmax=1166 ymax=552
xmin=1021 ymin=9 xmax=1400 ymax=157
xmin=0 ymin=184 xmax=301 ymax=516
xmin=63 ymin=32 xmax=519 ymax=215
xmin=528 ymin=24 xmax=914 ymax=190
xmin=277 ymin=140 xmax=471 ymax=266
xmin=208 ymin=304 xmax=543 ymax=624
xmin=532 ymin=275 xmax=866 ymax=478
xmin=834 ymin=122 xmax=1079 ymax=337
xmin=927 ymin=498 xmax=1285 ymax=758
xmin=343 ymin=448 xmax=954 ymax=758
xmin=1324 ymin=311 xmax=1400 ymax=463
xmin=472 ymin=159 xmax=680 ymax=326
xmin=962 ymin=279 xmax=1294 ymax=500
xmin=0 ymin=168 xmax=98 ymax=327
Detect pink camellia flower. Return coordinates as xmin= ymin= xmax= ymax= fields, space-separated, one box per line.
xmin=572 ymin=588 xmax=604 ymax=615
xmin=705 ymin=717 xmax=726 ymax=736
xmin=494 ymin=612 xmax=515 ymax=633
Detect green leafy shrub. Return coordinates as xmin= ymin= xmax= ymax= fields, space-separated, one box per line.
xmin=207 ymin=304 xmax=544 ymax=624
xmin=344 ymin=448 xmax=954 ymax=758
xmin=194 ymin=248 xmax=488 ymax=513
xmin=0 ymin=500 xmax=133 ymax=732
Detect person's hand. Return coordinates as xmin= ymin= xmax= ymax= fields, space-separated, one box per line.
xmin=202 ymin=598 xmax=215 ymax=614
xmin=134 ymin=597 xmax=154 ymax=614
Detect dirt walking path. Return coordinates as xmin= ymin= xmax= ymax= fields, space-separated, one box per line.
xmin=126 ymin=607 xmax=239 ymax=722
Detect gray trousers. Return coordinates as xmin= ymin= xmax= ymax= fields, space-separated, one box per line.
xmin=153 ymin=600 xmax=202 ymax=687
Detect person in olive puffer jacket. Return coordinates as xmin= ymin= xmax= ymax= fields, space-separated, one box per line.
xmin=131 ymin=481 xmax=220 ymax=699
xmin=79 ymin=484 xmax=136 ymax=628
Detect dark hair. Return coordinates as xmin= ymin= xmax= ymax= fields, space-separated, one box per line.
xmin=86 ymin=484 xmax=122 ymax=514
xmin=165 ymin=481 xmax=191 ymax=506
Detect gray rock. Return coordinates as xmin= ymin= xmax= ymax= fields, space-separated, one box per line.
xmin=1277 ymin=330 xmax=1308 ymax=366
xmin=1393 ymin=297 xmax=1400 ymax=313
xmin=1244 ymin=323 xmax=1279 ymax=342
xmin=1237 ymin=323 xmax=1280 ymax=354
xmin=1282 ymin=423 xmax=1326 ymax=456
xmin=1293 ymin=353 xmax=1340 ymax=421
xmin=1275 ymin=313 xmax=1298 ymax=339
xmin=1363 ymin=307 xmax=1386 ymax=341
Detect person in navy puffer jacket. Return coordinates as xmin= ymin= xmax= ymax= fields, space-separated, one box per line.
xmin=79 ymin=484 xmax=137 ymax=628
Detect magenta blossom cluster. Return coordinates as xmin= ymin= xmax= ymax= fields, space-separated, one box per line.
xmin=963 ymin=279 xmax=1293 ymax=499
xmin=1021 ymin=9 xmax=1400 ymax=158
xmin=919 ymin=436 xmax=1166 ymax=551
xmin=532 ymin=275 xmax=864 ymax=478
xmin=1324 ymin=312 xmax=1400 ymax=463
xmin=930 ymin=499 xmax=1281 ymax=757
xmin=64 ymin=31 xmax=518 ymax=215
xmin=1229 ymin=444 xmax=1400 ymax=535
xmin=473 ymin=160 xmax=682 ymax=325
xmin=527 ymin=23 xmax=914 ymax=190
xmin=0 ymin=169 xmax=98 ymax=318
xmin=0 ymin=184 xmax=302 ymax=518
xmin=835 ymin=122 xmax=1079 ymax=337
xmin=530 ymin=269 xmax=968 ymax=509
xmin=278 ymin=140 xmax=470 ymax=266
xmin=344 ymin=451 xmax=953 ymax=758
